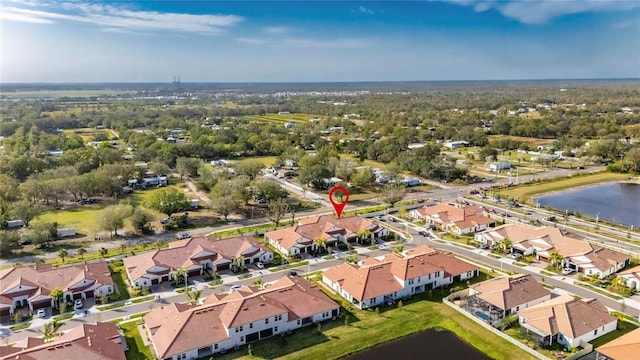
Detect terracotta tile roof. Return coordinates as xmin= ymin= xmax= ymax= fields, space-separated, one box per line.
xmin=0 ymin=263 xmax=113 ymax=306
xmin=596 ymin=327 xmax=640 ymax=359
xmin=619 ymin=264 xmax=640 ymax=275
xmin=266 ymin=215 xmax=381 ymax=251
xmin=470 ymin=274 xmax=550 ymax=311
xmin=0 ymin=322 xmax=125 ymax=360
xmin=583 ymin=247 xmax=630 ymax=272
xmin=124 ymin=236 xmax=269 ymax=282
xmin=324 ymin=245 xmax=477 ymax=302
xmin=519 ymin=295 xmax=617 ymax=339
xmin=144 ymin=276 xmax=338 ymax=359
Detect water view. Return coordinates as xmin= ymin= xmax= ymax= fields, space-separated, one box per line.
xmin=344 ymin=329 xmax=491 ymax=360
xmin=536 ymin=182 xmax=640 ymax=228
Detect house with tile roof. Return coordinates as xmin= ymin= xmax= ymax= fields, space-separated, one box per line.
xmin=616 ymin=265 xmax=640 ymax=292
xmin=595 ymin=327 xmax=640 ymax=360
xmin=123 ymin=236 xmax=272 ymax=288
xmin=0 ymin=322 xmax=126 ymax=360
xmin=322 ymin=245 xmax=478 ymax=309
xmin=143 ymin=276 xmax=339 ymax=360
xmin=467 ymin=274 xmax=551 ymax=321
xmin=518 ymin=295 xmax=617 ymax=348
xmin=264 ymin=215 xmax=388 ymax=256
xmin=475 ymin=224 xmax=629 ymax=278
xmin=0 ymin=263 xmax=114 ymax=317
xmin=410 ymin=204 xmax=495 ymax=235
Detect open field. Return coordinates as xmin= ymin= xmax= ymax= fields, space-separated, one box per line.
xmin=62 ymin=128 xmax=116 ymax=142
xmin=236 ymin=156 xmax=279 ymax=167
xmin=241 ymin=113 xmax=323 ymax=125
xmin=498 ymin=172 xmax=630 ymax=203
xmin=213 ymin=277 xmax=535 ymax=360
xmin=0 ymin=90 xmax=135 ymax=99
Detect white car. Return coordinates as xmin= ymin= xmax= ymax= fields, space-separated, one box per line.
xmin=256 ymin=262 xmax=264 ymax=269
xmin=176 ymin=232 xmax=192 ymax=239
xmin=74 ymin=299 xmax=83 ymax=309
xmin=230 ymin=285 xmax=243 ymax=292
xmin=36 ymin=308 xmax=47 ymax=318
xmin=562 ymin=268 xmax=574 ymax=275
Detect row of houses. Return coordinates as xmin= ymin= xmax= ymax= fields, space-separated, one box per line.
xmin=475 ymin=224 xmax=630 ymax=279
xmin=0 ymin=263 xmax=114 ymax=316
xmin=143 ymin=276 xmax=339 ymax=360
xmin=410 ymin=204 xmax=496 ymax=235
xmin=323 ymin=245 xmax=479 ymax=309
xmin=0 ymin=322 xmax=126 ymax=360
xmin=465 ymin=274 xmax=619 ymax=348
xmin=264 ymin=215 xmax=388 ymax=256
xmin=123 ymin=236 xmax=273 ymax=288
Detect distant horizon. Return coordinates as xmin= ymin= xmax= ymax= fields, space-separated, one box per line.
xmin=2 ymin=77 xmax=640 ymax=86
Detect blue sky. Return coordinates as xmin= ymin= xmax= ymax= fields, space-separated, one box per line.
xmin=1 ymin=0 xmax=639 ymax=83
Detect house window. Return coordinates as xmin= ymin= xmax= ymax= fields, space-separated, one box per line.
xmin=265 ymin=318 xmax=269 ymax=324
xmin=594 ymin=329 xmax=598 ymax=335
xmin=239 ymin=325 xmax=243 ymax=331
xmin=214 ymin=344 xmax=218 ymax=350
xmin=275 ymin=326 xmax=278 ymax=332
xmin=249 ymin=323 xmax=253 ymax=329
xmin=277 ymin=314 xmax=282 ymax=321
xmin=297 ymin=319 xmax=301 ymax=325
xmin=235 ymin=327 xmax=239 ymax=333
xmin=240 ymin=336 xmax=244 ymax=342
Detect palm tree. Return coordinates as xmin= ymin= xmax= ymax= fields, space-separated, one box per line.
xmin=77 ymin=248 xmax=87 ymax=260
xmin=172 ymin=268 xmax=187 ymax=286
xmin=611 ymin=276 xmax=628 ymax=291
xmin=99 ymin=247 xmax=108 ymax=259
xmin=550 ymin=251 xmax=564 ymax=270
xmin=58 ymin=249 xmax=68 ymax=263
xmin=314 ymin=238 xmax=327 ymax=253
xmin=185 ymin=288 xmax=202 ymax=305
xmin=499 ymin=240 xmax=512 ymax=254
xmin=50 ymin=288 xmax=64 ymax=309
xmin=253 ymin=277 xmax=265 ymax=290
xmin=40 ymin=319 xmax=63 ymax=342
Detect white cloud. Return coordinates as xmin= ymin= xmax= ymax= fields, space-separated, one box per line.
xmin=236 ymin=37 xmax=268 ymax=45
xmin=443 ymin=0 xmax=640 ymax=24
xmin=283 ymin=38 xmax=372 ymax=49
xmin=358 ymin=6 xmax=375 ymax=15
xmin=264 ymin=26 xmax=289 ymax=35
xmin=0 ymin=2 xmax=244 ymax=34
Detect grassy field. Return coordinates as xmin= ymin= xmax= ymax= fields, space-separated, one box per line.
xmin=62 ymin=128 xmax=115 ymax=142
xmin=120 ymin=321 xmax=155 ymax=360
xmin=241 ymin=113 xmax=322 ymax=125
xmin=488 ymin=135 xmax=555 ymax=147
xmin=498 ymin=172 xmax=630 ymax=203
xmin=213 ymin=279 xmax=535 ymax=360
xmin=236 ymin=156 xmax=279 ymax=167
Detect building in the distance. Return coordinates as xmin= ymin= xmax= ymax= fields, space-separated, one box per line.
xmin=410 ymin=204 xmax=495 ymax=235
xmin=143 ymin=276 xmax=339 ymax=360
xmin=323 ymin=245 xmax=478 ymax=309
xmin=0 ymin=263 xmax=114 ymax=317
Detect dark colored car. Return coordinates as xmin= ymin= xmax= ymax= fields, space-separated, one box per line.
xmin=418 ymin=231 xmax=428 ymax=237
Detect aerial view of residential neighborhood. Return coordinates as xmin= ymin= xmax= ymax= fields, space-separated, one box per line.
xmin=1 ymin=1 xmax=639 ymax=360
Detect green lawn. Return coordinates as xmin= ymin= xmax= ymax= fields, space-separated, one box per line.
xmin=590 ymin=321 xmax=638 ymax=348
xmin=235 ymin=156 xmax=279 ymax=167
xmin=498 ymin=172 xmax=629 ymax=203
xmin=120 ymin=321 xmax=155 ymax=360
xmin=213 ymin=279 xmax=534 ymax=360
xmin=109 ymin=260 xmax=132 ymax=300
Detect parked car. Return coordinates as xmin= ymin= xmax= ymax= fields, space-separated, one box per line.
xmin=418 ymin=231 xmax=428 ymax=237
xmin=160 ymin=217 xmax=171 ymax=224
xmin=124 ymin=300 xmax=133 ymax=306
xmin=230 ymin=285 xmax=243 ymax=292
xmin=20 ymin=240 xmax=32 ymax=246
xmin=374 ymin=215 xmax=385 ymax=221
xmin=176 ymin=232 xmax=192 ymax=239
xmin=562 ymin=268 xmax=574 ymax=275
xmin=389 ymin=217 xmax=397 ymax=222
xmin=256 ymin=262 xmax=264 ymax=269
xmin=288 ymin=270 xmax=298 ymax=276
xmin=37 ymin=308 xmax=47 ymax=318
xmin=74 ymin=299 xmax=83 ymax=309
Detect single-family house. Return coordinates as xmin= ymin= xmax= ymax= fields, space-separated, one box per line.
xmin=518 ymin=295 xmax=617 ymax=348
xmin=410 ymin=204 xmax=495 ymax=235
xmin=488 ymin=161 xmax=511 ymax=172
xmin=264 ymin=215 xmax=388 ymax=256
xmin=0 ymin=263 xmax=114 ymax=316
xmin=616 ymin=265 xmax=640 ymax=292
xmin=467 ymin=274 xmax=551 ymax=322
xmin=443 ymin=140 xmax=469 ymax=149
xmin=143 ymin=276 xmax=339 ymax=360
xmin=475 ymin=224 xmax=629 ymax=278
xmin=323 ymin=246 xmax=478 ymax=309
xmin=595 ymin=327 xmax=640 ymax=360
xmin=0 ymin=322 xmax=126 ymax=360
xmin=123 ymin=236 xmax=272 ymax=288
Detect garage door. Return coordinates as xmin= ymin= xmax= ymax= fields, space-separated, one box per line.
xmin=85 ymin=291 xmax=94 ymax=298
xmin=31 ymin=301 xmax=50 ymax=310
xmin=0 ymin=308 xmax=9 ymax=316
xmin=259 ymin=328 xmax=273 ymax=339
xmin=216 ymin=263 xmax=229 ymax=271
xmin=73 ymin=293 xmax=82 ymax=300
xmin=246 ymin=332 xmax=259 ymax=343
xmin=187 ymin=269 xmax=200 ymax=277
xmin=151 ymin=278 xmax=159 ymax=285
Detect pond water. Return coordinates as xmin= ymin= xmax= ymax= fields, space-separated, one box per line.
xmin=535 ymin=182 xmax=640 ymax=228
xmin=343 ymin=329 xmax=491 ymax=360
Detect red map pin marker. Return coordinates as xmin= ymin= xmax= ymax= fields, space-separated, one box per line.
xmin=329 ymin=186 xmax=349 ymax=219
